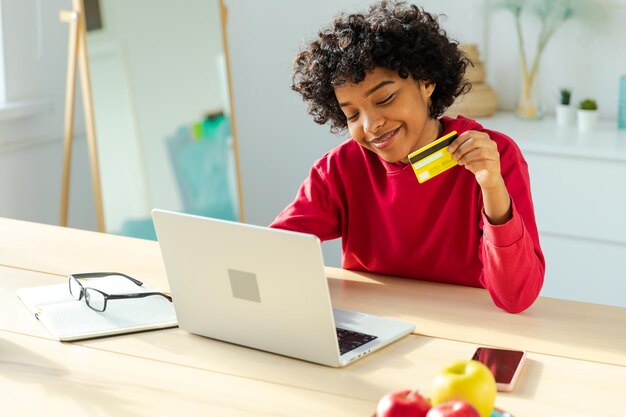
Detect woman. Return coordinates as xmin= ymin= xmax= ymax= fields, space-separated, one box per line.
xmin=270 ymin=1 xmax=545 ymax=313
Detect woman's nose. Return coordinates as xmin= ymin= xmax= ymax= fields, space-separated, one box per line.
xmin=362 ymin=112 xmax=384 ymax=135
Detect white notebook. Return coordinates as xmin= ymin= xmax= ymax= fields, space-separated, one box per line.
xmin=17 ymin=275 xmax=178 ymax=341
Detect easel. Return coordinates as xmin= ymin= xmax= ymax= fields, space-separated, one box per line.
xmin=59 ymin=0 xmax=105 ymax=232
xmin=219 ymin=0 xmax=245 ymax=222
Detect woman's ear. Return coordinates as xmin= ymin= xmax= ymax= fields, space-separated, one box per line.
xmin=421 ymin=80 xmax=436 ymax=98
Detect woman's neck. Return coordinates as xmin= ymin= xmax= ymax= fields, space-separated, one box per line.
xmin=418 ymin=117 xmax=443 ymax=149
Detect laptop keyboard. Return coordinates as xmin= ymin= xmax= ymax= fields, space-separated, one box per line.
xmin=336 ymin=328 xmax=377 ymax=355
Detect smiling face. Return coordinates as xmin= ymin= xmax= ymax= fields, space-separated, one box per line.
xmin=334 ymin=67 xmax=441 ymax=164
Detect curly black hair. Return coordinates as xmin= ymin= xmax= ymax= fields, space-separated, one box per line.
xmin=292 ymin=1 xmax=471 ymax=133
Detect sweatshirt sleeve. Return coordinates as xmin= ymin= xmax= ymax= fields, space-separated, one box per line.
xmin=478 ymin=158 xmax=546 ymax=313
xmin=269 ymin=163 xmax=342 ymax=242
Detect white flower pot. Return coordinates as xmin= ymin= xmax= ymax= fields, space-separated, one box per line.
xmin=577 ymin=109 xmax=598 ymax=132
xmin=556 ymin=104 xmax=575 ymax=126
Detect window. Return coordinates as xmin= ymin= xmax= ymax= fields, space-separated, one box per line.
xmin=0 ymin=0 xmax=51 ymax=122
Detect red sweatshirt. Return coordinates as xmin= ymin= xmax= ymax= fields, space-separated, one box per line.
xmin=270 ymin=116 xmax=545 ymax=313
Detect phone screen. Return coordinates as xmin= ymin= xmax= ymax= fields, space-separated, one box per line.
xmin=472 ymin=347 xmax=525 ymax=384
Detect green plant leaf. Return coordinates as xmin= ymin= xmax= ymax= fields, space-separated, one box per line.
xmin=579 ymin=98 xmax=598 ymax=110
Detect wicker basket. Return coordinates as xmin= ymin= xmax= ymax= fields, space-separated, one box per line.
xmin=465 ymin=61 xmax=486 ymax=84
xmin=462 ymin=44 xmax=479 ymax=64
xmin=445 ymin=44 xmax=498 ymax=118
xmin=446 ymin=83 xmax=499 ymax=118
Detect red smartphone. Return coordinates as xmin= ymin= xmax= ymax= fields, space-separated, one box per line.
xmin=472 ymin=347 xmax=526 ymax=392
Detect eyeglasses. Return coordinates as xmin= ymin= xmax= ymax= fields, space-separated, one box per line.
xmin=69 ymin=272 xmax=173 ymax=312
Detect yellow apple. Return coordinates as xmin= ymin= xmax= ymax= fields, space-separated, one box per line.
xmin=430 ymin=360 xmax=496 ymax=417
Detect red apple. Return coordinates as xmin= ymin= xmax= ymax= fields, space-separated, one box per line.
xmin=376 ymin=389 xmax=431 ymax=417
xmin=426 ymin=400 xmax=480 ymax=417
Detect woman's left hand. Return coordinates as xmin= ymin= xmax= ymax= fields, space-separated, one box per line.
xmin=448 ymin=130 xmax=503 ymax=190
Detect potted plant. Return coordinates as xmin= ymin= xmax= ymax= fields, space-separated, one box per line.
xmin=556 ymin=88 xmax=574 ymax=126
xmin=577 ymin=98 xmax=599 ymax=131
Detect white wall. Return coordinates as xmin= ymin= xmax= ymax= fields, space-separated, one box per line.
xmin=0 ymin=138 xmax=96 ymax=231
xmin=0 ymin=0 xmax=96 ymax=231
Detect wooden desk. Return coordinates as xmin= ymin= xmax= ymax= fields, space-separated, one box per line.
xmin=327 ymin=269 xmax=626 ymax=367
xmin=2 ymin=217 xmax=625 ymax=367
xmin=2 ymin=271 xmax=625 ymax=416
xmin=1 ymin=217 xmax=626 ymax=416
xmin=0 ymin=329 xmax=374 ymax=416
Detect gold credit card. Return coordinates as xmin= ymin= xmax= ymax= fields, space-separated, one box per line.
xmin=408 ymin=131 xmax=459 ymax=183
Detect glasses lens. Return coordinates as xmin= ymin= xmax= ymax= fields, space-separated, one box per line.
xmin=69 ymin=277 xmax=83 ymax=300
xmin=84 ymin=288 xmax=106 ymax=312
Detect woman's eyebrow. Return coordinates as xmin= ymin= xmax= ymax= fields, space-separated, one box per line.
xmin=338 ymin=80 xmax=396 ymax=107
xmin=364 ymin=80 xmax=395 ymax=96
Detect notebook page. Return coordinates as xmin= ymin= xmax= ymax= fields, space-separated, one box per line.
xmin=38 ymin=295 xmax=177 ymax=341
xmin=17 ymin=284 xmax=74 ymax=313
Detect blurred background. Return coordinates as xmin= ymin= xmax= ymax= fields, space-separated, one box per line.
xmin=1 ymin=0 xmax=625 ymax=306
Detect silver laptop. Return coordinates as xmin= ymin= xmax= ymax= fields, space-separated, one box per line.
xmin=152 ymin=209 xmax=415 ymax=367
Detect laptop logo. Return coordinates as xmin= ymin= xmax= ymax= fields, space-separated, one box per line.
xmin=228 ymin=269 xmax=261 ymax=303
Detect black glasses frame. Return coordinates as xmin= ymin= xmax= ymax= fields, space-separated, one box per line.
xmin=69 ymin=272 xmax=173 ymax=312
